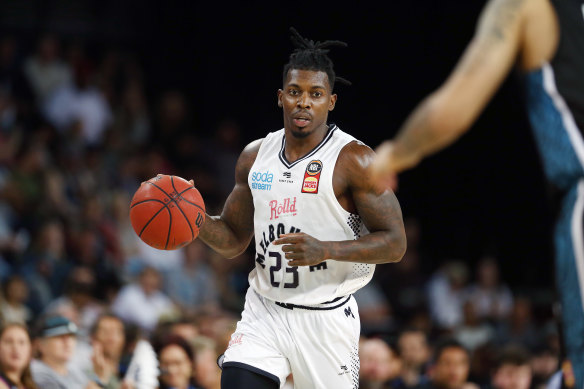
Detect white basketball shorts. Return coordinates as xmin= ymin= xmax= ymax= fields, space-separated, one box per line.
xmin=220 ymin=287 xmax=361 ymax=389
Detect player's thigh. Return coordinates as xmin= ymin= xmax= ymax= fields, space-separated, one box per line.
xmin=222 ymin=288 xmax=291 ymax=386
xmin=221 ymin=366 xmax=279 ymax=389
xmin=288 ymin=297 xmax=361 ymax=389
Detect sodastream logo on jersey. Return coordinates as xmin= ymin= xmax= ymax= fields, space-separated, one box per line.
xmin=251 ymin=170 xmax=273 ymax=191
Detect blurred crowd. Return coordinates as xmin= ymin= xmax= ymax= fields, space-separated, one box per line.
xmin=0 ymin=33 xmax=559 ymax=389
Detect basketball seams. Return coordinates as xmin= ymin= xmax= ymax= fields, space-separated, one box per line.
xmin=139 ymin=203 xmax=170 ymax=240
xmin=132 ymin=176 xmax=205 ymax=250
xmin=130 ymin=199 xmax=167 ymax=209
xmin=176 ymin=184 xmax=205 ymax=212
xmin=170 ymin=176 xmax=195 ymax=241
xmin=148 ymin=180 xmax=203 ymax=212
xmin=147 ymin=181 xmax=172 ymax=198
xmin=164 ymin=203 xmax=172 ymax=250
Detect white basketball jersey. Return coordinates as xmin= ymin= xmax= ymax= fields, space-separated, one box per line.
xmin=248 ymin=124 xmax=375 ymax=305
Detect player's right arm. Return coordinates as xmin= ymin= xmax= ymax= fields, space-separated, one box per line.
xmin=197 ymin=139 xmax=262 ymax=258
xmin=371 ymin=0 xmax=555 ymax=177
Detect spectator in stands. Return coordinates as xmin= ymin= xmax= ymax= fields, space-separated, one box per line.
xmin=353 ymin=280 xmax=394 ymax=335
xmin=530 ymin=344 xmax=559 ymax=389
xmin=112 ymin=266 xmax=176 ymax=333
xmin=71 ymin=313 xmax=126 ymax=389
xmin=23 ymin=35 xmax=71 ymax=105
xmin=377 ymin=218 xmax=428 ymax=324
xmin=416 ymin=339 xmax=476 ymax=389
xmin=165 ymin=240 xmax=219 ymax=315
xmin=189 ymin=336 xmax=219 ymax=389
xmin=43 ymin=59 xmax=112 ymax=146
xmin=360 ymin=337 xmax=403 ymax=389
xmin=153 ymin=90 xmax=193 ymax=170
xmin=155 ymin=335 xmax=199 ymax=389
xmin=0 ymin=276 xmax=32 ymax=324
xmin=397 ymin=328 xmax=431 ymax=388
xmin=491 ymin=346 xmax=532 ymax=389
xmin=168 ymin=317 xmax=199 ymax=343
xmin=30 ymin=315 xmax=100 ymax=388
xmin=112 ymin=80 xmax=151 ymax=148
xmin=453 ymin=301 xmax=495 ymax=353
xmin=19 ymin=219 xmax=71 ymax=315
xmin=427 ymin=261 xmax=469 ymax=330
xmin=44 ymin=266 xmax=103 ymax=340
xmin=0 ymin=322 xmax=36 ymax=389
xmin=494 ymin=297 xmax=540 ymax=351
xmin=464 ymin=257 xmax=513 ymax=323
xmin=3 ymin=141 xmax=49 ymax=229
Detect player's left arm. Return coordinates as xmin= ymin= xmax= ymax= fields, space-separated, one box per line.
xmin=274 ymin=142 xmax=406 ymax=266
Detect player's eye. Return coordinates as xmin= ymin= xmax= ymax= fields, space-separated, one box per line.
xmin=289 ymin=89 xmax=299 ymax=96
xmin=313 ymin=91 xmax=323 ymax=98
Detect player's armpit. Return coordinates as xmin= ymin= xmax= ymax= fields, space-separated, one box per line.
xmin=198 ymin=139 xmax=262 ymax=258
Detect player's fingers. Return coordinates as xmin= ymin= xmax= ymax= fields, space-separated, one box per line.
xmin=189 ymin=179 xmax=195 ymax=186
xmin=281 ymin=244 xmax=296 ymax=253
xmin=278 ymin=233 xmax=304 ymax=238
xmin=273 ymin=235 xmax=301 ymax=245
xmin=284 ymin=252 xmax=302 ymax=260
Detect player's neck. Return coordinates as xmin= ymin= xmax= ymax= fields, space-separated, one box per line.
xmin=284 ymin=123 xmax=329 ymax=162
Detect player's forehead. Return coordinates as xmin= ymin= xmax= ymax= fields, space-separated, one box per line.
xmin=284 ymin=69 xmax=331 ymax=91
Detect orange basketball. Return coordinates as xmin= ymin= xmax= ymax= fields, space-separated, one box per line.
xmin=129 ymin=174 xmax=205 ymax=250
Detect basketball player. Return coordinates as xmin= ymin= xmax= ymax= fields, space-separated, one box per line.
xmin=370 ymin=0 xmax=584 ymax=387
xmin=197 ymin=28 xmax=407 ymax=389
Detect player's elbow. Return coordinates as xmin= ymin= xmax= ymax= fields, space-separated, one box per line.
xmin=220 ymin=245 xmax=248 ymax=259
xmin=390 ymin=238 xmax=407 ymax=263
xmin=381 ymin=233 xmax=407 ymax=264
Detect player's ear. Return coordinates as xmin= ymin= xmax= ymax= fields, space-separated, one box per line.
xmin=329 ymin=94 xmax=337 ymax=111
xmin=277 ymin=89 xmax=283 ymax=108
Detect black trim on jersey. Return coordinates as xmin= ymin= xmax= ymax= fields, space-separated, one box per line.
xmin=278 ymin=124 xmax=338 ymax=169
xmin=222 ymin=361 xmax=281 ymax=385
xmin=274 ymin=295 xmax=351 ymax=311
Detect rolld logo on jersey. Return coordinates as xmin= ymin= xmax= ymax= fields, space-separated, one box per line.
xmin=270 ymin=197 xmax=297 ymax=220
xmin=301 ymin=160 xmax=322 ymax=194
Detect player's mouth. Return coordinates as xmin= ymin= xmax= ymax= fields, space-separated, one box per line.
xmin=292 ymin=113 xmax=312 ymax=128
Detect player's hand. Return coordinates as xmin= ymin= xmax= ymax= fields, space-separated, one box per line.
xmin=273 ymin=232 xmax=328 ymax=266
xmin=370 ymin=141 xmax=399 ymax=191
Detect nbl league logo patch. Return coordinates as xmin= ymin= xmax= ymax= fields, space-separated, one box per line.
xmin=301 ymin=160 xmax=322 ymax=194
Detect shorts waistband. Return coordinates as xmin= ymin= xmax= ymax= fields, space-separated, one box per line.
xmin=274 ymin=295 xmax=351 ymax=311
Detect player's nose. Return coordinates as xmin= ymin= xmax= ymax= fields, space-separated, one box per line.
xmin=296 ymin=92 xmax=311 ymax=108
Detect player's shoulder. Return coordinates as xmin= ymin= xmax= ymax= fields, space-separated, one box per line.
xmin=237 ymin=138 xmax=264 ymax=172
xmin=240 ymin=129 xmax=285 ymax=161
xmin=242 ymin=138 xmax=264 ymax=155
xmin=338 ymin=139 xmax=375 ymax=169
xmin=334 ymin=139 xmax=376 ymax=192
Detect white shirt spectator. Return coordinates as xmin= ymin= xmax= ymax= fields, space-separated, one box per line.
xmin=112 ymin=283 xmax=175 ymax=332
xmin=24 ymin=57 xmax=71 ymax=104
xmin=43 ymin=83 xmax=112 ymax=145
xmin=427 ymin=262 xmax=469 ymax=330
xmin=31 ymin=359 xmax=89 ymax=389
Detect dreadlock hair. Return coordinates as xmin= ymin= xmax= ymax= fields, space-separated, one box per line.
xmin=283 ymin=27 xmax=351 ymax=92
